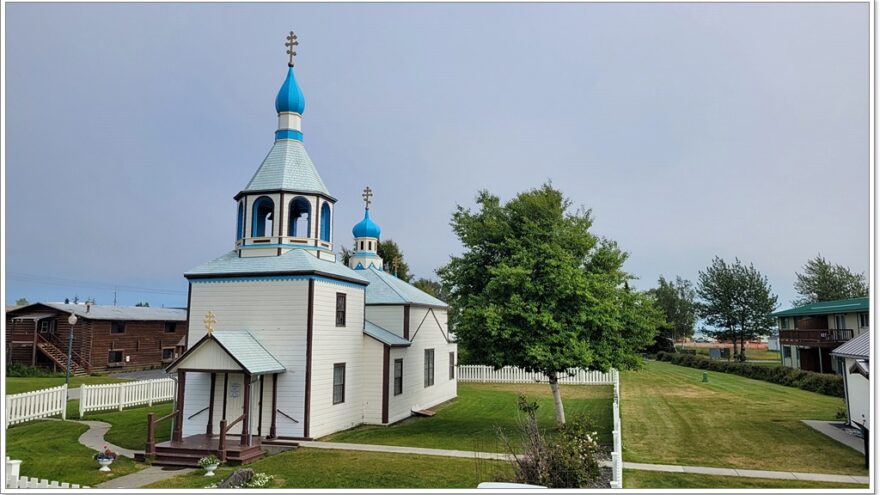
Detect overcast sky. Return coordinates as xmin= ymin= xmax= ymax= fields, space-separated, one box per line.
xmin=4 ymin=3 xmax=869 ymax=311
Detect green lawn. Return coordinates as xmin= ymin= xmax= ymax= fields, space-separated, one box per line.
xmin=6 ymin=376 xmax=130 ymax=395
xmin=677 ymin=346 xmax=781 ymax=362
xmin=6 ymin=420 xmax=143 ymax=486
xmin=85 ymin=402 xmax=173 ymax=450
xmin=623 ymin=470 xmax=867 ymax=489
xmin=147 ymin=448 xmax=512 ymax=488
xmin=621 ymin=360 xmax=866 ymax=475
xmin=325 ymin=382 xmax=613 ymax=452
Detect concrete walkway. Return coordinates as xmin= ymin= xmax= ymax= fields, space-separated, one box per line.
xmin=73 ymin=420 xmax=141 ymax=459
xmin=96 ymin=466 xmax=196 ymax=489
xmin=803 ymin=420 xmax=866 ymax=454
xmin=304 ymin=441 xmax=869 ymax=485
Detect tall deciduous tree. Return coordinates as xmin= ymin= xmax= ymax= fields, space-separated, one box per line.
xmin=412 ymin=278 xmax=446 ymax=300
xmin=696 ymin=257 xmax=778 ymax=361
xmin=438 ymin=185 xmax=661 ymax=423
xmin=793 ymin=254 xmax=868 ymax=306
xmin=648 ymin=276 xmax=697 ymax=342
xmin=15 ymin=298 xmax=29 ymax=306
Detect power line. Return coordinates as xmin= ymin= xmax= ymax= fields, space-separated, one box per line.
xmin=6 ymin=271 xmax=187 ymax=296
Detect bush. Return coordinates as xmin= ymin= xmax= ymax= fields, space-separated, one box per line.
xmin=654 ymin=352 xmax=844 ymax=397
xmin=5 ymin=363 xmax=58 ymax=377
xmin=496 ymin=394 xmax=602 ymax=488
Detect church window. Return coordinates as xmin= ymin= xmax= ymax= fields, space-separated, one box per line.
xmin=320 ymin=203 xmax=331 ymax=242
xmin=336 ymin=293 xmax=346 ymax=327
xmin=394 ymin=359 xmax=403 ymax=395
xmin=111 ymin=321 xmax=126 ymax=334
xmin=236 ymin=201 xmax=244 ymax=240
xmin=333 ymin=363 xmax=346 ymax=404
xmin=424 ymin=349 xmax=435 ymax=387
xmin=251 ymin=196 xmax=275 ymax=237
xmin=288 ymin=196 xmax=311 ymax=237
xmin=368 ymin=241 xmax=372 ymax=251
xmin=449 ymin=352 xmax=455 ymax=380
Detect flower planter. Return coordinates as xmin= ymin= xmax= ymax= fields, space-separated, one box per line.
xmin=203 ymin=463 xmax=219 ymax=477
xmin=97 ymin=458 xmax=113 ymax=472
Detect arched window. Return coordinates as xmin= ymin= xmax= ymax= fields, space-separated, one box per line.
xmin=320 ymin=203 xmax=331 ymax=242
xmin=251 ymin=196 xmax=274 ymax=237
xmin=236 ymin=201 xmax=244 ymax=240
xmin=288 ymin=197 xmax=311 ymax=237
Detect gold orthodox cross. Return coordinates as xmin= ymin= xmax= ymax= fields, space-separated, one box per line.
xmin=362 ymin=186 xmax=373 ymax=210
xmin=203 ymin=311 xmax=216 ymax=335
xmin=285 ymin=31 xmax=299 ymax=67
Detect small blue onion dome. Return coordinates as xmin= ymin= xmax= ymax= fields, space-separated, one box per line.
xmin=352 ymin=209 xmax=381 ymax=239
xmin=275 ymin=67 xmax=305 ymax=114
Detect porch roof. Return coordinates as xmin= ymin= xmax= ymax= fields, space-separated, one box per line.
xmin=167 ymin=330 xmax=285 ymax=375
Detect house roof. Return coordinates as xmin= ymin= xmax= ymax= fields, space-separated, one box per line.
xmin=364 ymin=320 xmax=410 ymax=347
xmin=771 ymin=297 xmax=869 ymax=318
xmin=185 ymin=249 xmax=368 ymax=285
xmin=361 ymin=267 xmax=447 ymax=307
xmin=168 ymin=331 xmax=285 ymax=375
xmin=831 ymin=331 xmax=870 ymax=359
xmin=242 ymin=139 xmax=329 ymax=196
xmin=8 ymin=303 xmax=186 ymax=322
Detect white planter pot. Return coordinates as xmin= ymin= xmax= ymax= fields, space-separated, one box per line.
xmin=203 ymin=463 xmax=219 ymax=477
xmin=97 ymin=458 xmax=113 ymax=472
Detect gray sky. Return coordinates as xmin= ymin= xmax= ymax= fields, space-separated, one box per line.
xmin=4 ymin=3 xmax=869 ymax=311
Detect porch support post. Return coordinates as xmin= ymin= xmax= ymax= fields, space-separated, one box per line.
xmin=241 ymin=373 xmax=251 ymax=446
xmin=173 ymin=370 xmax=186 ymax=442
xmin=269 ymin=373 xmax=278 ymax=438
xmin=206 ymin=372 xmax=216 ymax=435
xmin=819 ymin=348 xmax=824 ymax=373
xmin=32 ymin=321 xmax=38 ymax=366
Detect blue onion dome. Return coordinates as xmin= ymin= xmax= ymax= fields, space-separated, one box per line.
xmin=275 ymin=67 xmax=305 ymax=114
xmin=352 ymin=209 xmax=382 ymax=238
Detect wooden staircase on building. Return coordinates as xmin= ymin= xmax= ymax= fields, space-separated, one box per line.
xmin=137 ymin=434 xmax=266 ymax=467
xmin=36 ymin=336 xmax=87 ymax=376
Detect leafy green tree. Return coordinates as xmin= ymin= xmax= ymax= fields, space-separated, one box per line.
xmin=438 ymin=184 xmax=661 ymax=423
xmin=648 ymin=276 xmax=697 ymax=342
xmin=793 ymin=254 xmax=868 ymax=305
xmin=696 ymin=257 xmax=778 ymax=361
xmin=14 ymin=298 xmax=29 ymax=306
xmin=412 ymin=278 xmax=446 ymax=300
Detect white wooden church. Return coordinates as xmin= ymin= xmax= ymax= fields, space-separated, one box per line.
xmin=147 ymin=34 xmax=457 ymax=466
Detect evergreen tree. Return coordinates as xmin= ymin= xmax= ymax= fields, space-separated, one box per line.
xmin=648 ymin=276 xmax=697 ymax=342
xmin=793 ymin=254 xmax=868 ymax=305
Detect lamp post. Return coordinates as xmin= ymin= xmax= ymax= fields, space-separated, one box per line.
xmin=66 ymin=313 xmax=77 ymax=386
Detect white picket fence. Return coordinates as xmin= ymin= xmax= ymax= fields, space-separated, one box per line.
xmin=5 ymin=385 xmax=67 ymax=428
xmin=5 ymin=457 xmax=88 ymax=489
xmin=79 ymin=378 xmax=175 ymax=418
xmin=610 ymin=376 xmax=623 ymax=489
xmin=457 ymin=365 xmax=616 ymax=385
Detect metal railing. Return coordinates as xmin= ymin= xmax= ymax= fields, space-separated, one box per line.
xmin=779 ymin=329 xmax=853 ymax=344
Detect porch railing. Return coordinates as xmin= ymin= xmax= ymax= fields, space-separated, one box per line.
xmin=145 ymin=409 xmax=178 ymax=459
xmin=218 ymin=414 xmax=247 ymax=463
xmin=779 ymin=329 xmax=853 ymax=344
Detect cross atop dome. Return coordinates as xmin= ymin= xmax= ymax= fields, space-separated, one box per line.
xmin=362 ymin=187 xmax=373 ymax=210
xmin=285 ymin=31 xmax=299 ymax=67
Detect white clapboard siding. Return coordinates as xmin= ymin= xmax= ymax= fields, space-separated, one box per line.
xmin=610 ymin=369 xmax=622 ymax=489
xmin=5 ymin=385 xmax=67 ymax=428
xmin=80 ymin=378 xmax=175 ymax=417
xmin=457 ymin=365 xmax=615 ymax=385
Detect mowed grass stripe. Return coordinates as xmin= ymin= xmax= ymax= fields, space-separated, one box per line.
xmin=621 ymin=360 xmax=866 ymax=475
xmin=325 ymin=382 xmax=613 ymax=452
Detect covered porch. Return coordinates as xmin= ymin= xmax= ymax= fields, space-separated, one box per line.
xmin=143 ymin=330 xmax=286 ymax=467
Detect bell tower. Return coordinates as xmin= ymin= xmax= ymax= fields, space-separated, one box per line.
xmin=232 ymin=32 xmax=337 ymax=261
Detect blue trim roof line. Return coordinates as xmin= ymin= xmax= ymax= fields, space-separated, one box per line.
xmin=362 ymin=266 xmax=447 ymax=307
xmin=275 ymin=67 xmax=305 ymax=114
xmin=244 ymin=139 xmax=329 ymax=195
xmin=185 ymin=249 xmax=368 ymax=284
xmin=352 ymin=209 xmax=381 ymax=238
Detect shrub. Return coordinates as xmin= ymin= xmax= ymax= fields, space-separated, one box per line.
xmin=497 ymin=394 xmax=602 ymax=488
xmin=6 ymin=363 xmax=57 ymax=377
xmin=653 ymin=352 xmax=843 ymax=397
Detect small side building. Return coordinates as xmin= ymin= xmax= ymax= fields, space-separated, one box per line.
xmin=831 ymin=332 xmax=870 ymax=430
xmin=6 ymin=303 xmax=187 ymax=374
xmin=772 ymin=297 xmax=869 ymax=374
